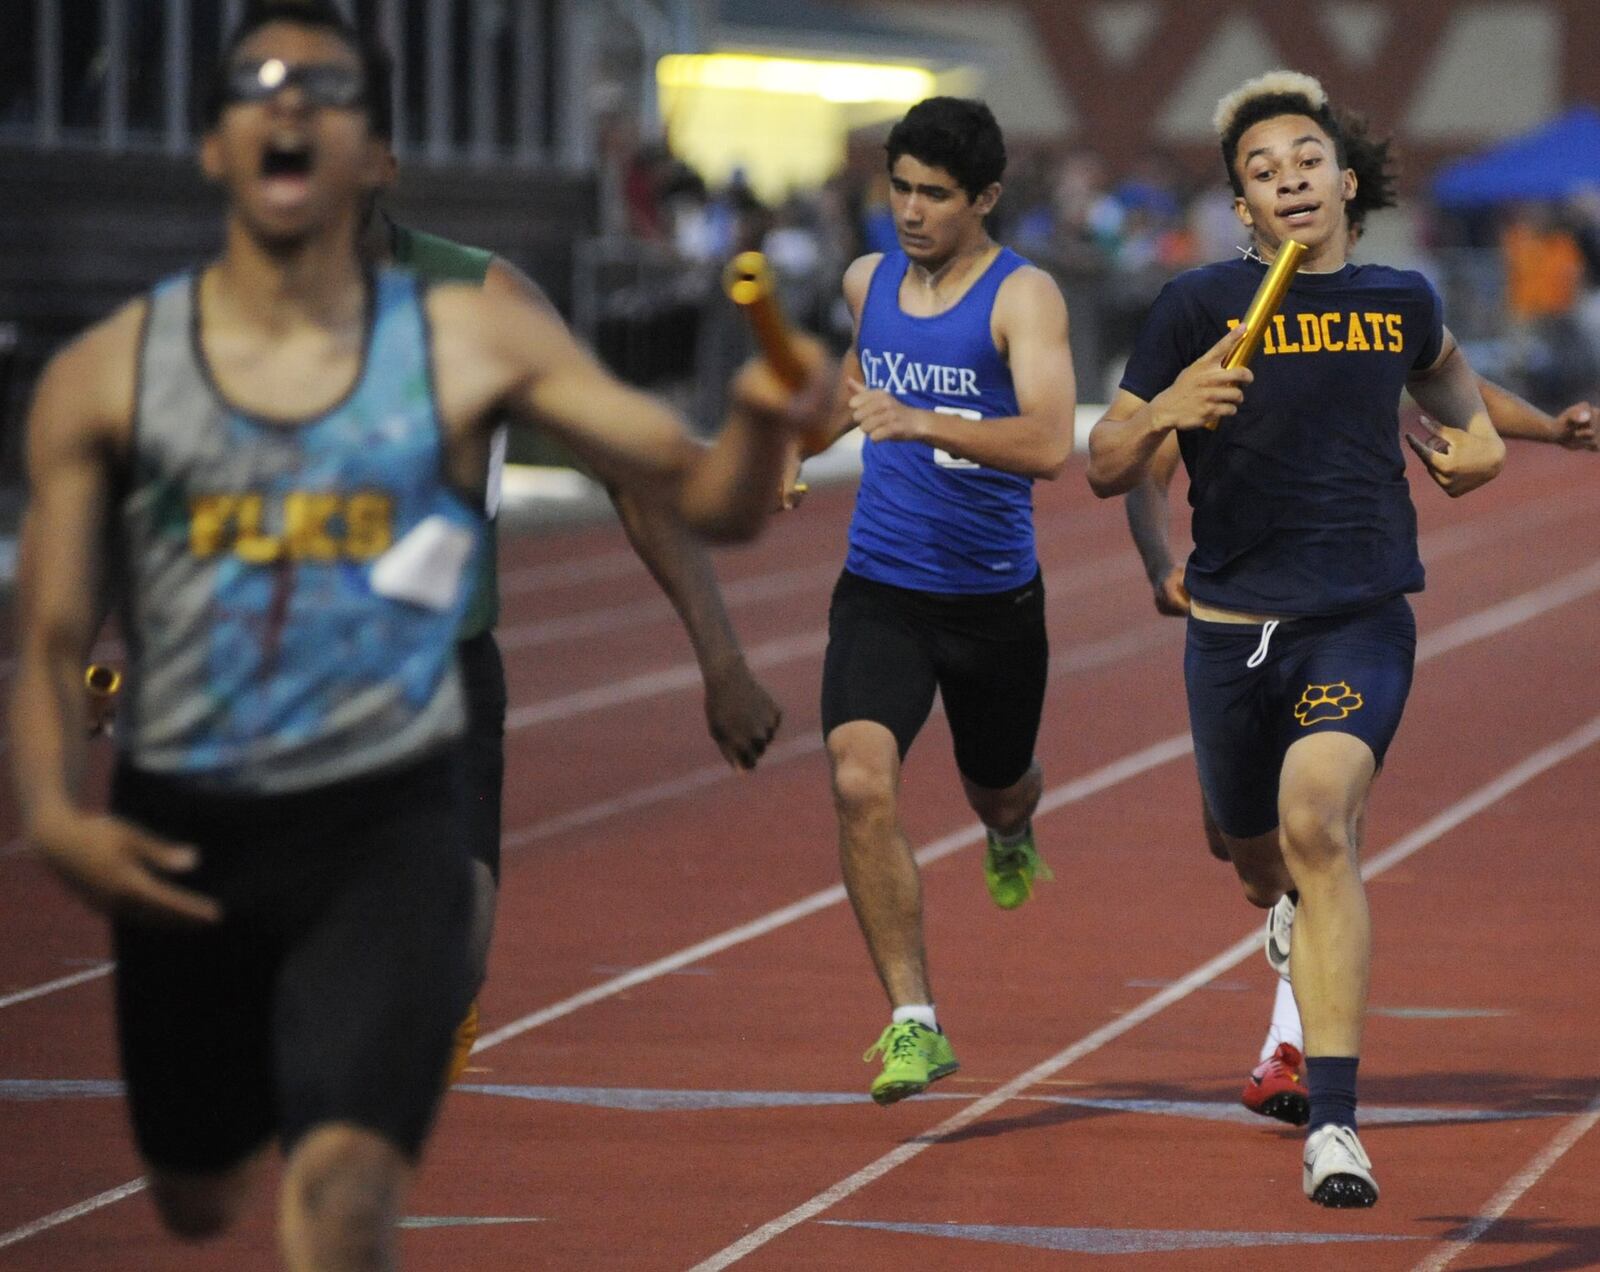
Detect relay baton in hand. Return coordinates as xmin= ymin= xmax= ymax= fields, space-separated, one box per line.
xmin=723 ymin=252 xmax=830 ymax=468
xmin=1208 ymin=238 xmax=1306 ymax=429
xmin=85 ymin=663 xmax=122 ymax=738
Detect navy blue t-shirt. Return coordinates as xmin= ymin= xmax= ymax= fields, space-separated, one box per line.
xmin=1120 ymin=256 xmax=1444 ymax=616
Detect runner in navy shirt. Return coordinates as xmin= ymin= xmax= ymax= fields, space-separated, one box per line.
xmin=1122 ymin=167 xmax=1597 ymax=1137
xmin=795 ymin=98 xmax=1076 ymax=1104
xmin=1088 ymin=71 xmax=1505 ymax=1209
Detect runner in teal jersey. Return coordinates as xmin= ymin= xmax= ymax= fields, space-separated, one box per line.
xmin=10 ymin=3 xmax=824 ymax=1262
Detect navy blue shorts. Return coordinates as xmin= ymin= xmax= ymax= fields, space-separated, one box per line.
xmin=1184 ymin=595 xmax=1416 ymax=839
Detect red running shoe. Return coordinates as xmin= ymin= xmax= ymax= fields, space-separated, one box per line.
xmin=1242 ymin=1042 xmax=1310 ymax=1125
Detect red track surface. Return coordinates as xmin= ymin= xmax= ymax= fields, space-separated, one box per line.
xmin=3 ymin=447 xmax=1600 ymax=1270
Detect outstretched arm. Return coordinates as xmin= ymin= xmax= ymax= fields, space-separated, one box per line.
xmin=1124 ymin=431 xmax=1190 ymax=616
xmin=1474 ymin=376 xmax=1596 ymax=450
xmin=468 ymin=279 xmax=828 ymax=543
xmin=609 ymin=487 xmax=781 ymax=769
xmin=1405 ymin=330 xmax=1505 ymax=497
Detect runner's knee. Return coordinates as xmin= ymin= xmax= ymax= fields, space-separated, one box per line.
xmin=827 ymin=728 xmax=898 ymax=822
xmin=282 ymin=1123 xmax=406 ymax=1255
xmin=1278 ymin=801 xmax=1354 ymax=867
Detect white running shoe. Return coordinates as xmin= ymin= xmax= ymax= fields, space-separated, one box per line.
xmin=1303 ymin=1124 xmax=1379 ymax=1208
xmin=1264 ymin=893 xmax=1295 ymax=978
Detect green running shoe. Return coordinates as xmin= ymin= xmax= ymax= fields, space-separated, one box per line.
xmin=982 ymin=825 xmax=1052 ymax=909
xmin=863 ymin=1021 xmax=959 ymax=1105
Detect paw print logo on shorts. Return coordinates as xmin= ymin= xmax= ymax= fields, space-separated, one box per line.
xmin=1294 ymin=681 xmax=1364 ymax=726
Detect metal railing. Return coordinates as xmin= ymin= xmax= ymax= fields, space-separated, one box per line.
xmin=0 ymin=0 xmax=692 ymax=169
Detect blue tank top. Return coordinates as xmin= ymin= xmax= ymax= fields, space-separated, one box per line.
xmin=119 ymin=268 xmax=483 ymax=792
xmin=846 ymin=247 xmax=1036 ymax=594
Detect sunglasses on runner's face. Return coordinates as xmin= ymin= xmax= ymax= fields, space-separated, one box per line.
xmin=224 ymin=58 xmax=366 ymax=109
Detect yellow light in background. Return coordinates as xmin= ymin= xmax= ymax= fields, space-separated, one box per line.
xmin=657 ymin=54 xmax=942 ymax=203
xmin=657 ymin=54 xmax=935 ymax=105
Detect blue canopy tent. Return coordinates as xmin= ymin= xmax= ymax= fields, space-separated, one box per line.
xmin=1433 ymin=106 xmax=1600 ymax=208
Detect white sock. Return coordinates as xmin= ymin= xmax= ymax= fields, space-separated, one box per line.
xmin=1259 ymin=974 xmax=1304 ymax=1061
xmin=892 ymin=1004 xmax=938 ymax=1031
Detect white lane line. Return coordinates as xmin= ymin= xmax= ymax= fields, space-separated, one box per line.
xmin=1410 ymin=1092 xmax=1600 ymax=1272
xmin=687 ymin=712 xmax=1600 ymax=1270
xmin=1416 ymin=559 xmax=1600 ymax=660
xmin=473 ymin=733 xmax=1197 ymax=1053
xmin=0 ymin=963 xmax=113 ymax=1012
xmin=0 ymin=1179 xmax=147 ymax=1253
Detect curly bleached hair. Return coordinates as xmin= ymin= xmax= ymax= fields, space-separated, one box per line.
xmin=1212 ymin=71 xmax=1328 ymax=138
xmin=1213 ymin=70 xmax=1397 ymax=228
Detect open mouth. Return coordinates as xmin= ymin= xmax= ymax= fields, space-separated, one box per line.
xmin=1278 ymin=201 xmax=1320 ymax=225
xmin=261 ymin=139 xmax=314 ymax=180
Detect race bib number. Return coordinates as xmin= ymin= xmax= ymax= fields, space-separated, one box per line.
xmin=933 ymin=405 xmax=982 ymax=469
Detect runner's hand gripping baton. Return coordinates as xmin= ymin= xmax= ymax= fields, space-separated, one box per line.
xmin=722 ymin=252 xmax=830 ymax=473
xmin=1208 ymin=238 xmax=1306 ymax=429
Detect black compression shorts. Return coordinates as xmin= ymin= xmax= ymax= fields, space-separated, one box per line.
xmin=820 ymin=568 xmax=1048 ymax=790
xmin=109 ymin=751 xmax=473 ymax=1173
xmin=456 ymin=630 xmax=507 ymax=880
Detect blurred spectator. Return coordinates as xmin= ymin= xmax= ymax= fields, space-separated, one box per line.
xmin=1500 ymin=202 xmax=1596 ymax=409
xmin=1502 ymin=202 xmax=1584 ymax=321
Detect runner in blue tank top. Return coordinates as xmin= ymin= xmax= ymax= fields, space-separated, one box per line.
xmin=794 ymin=98 xmax=1077 ymax=1104
xmin=7 ymin=4 xmax=829 ymax=1265
xmin=1088 ymin=72 xmax=1506 ymax=1209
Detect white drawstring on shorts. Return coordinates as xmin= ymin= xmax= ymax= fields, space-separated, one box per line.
xmin=1245 ymin=619 xmax=1280 ymax=669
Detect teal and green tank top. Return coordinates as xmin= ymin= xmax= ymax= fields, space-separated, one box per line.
xmin=119 ymin=267 xmax=483 ymax=792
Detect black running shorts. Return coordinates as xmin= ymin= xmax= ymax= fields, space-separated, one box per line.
xmin=109 ymin=752 xmax=474 ymax=1173
xmin=456 ymin=630 xmax=508 ymax=880
xmin=820 ymin=568 xmax=1048 ymax=790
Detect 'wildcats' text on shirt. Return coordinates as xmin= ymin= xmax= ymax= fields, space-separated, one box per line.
xmin=1225 ymin=311 xmax=1407 ymax=355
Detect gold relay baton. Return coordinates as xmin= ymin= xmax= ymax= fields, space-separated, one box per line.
xmin=85 ymin=664 xmax=122 ymax=698
xmin=722 ymin=252 xmax=829 ymax=474
xmin=1208 ymin=238 xmax=1307 ymax=429
xmin=723 ymin=251 xmax=807 ymax=390
xmin=85 ymin=663 xmax=121 ymax=738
